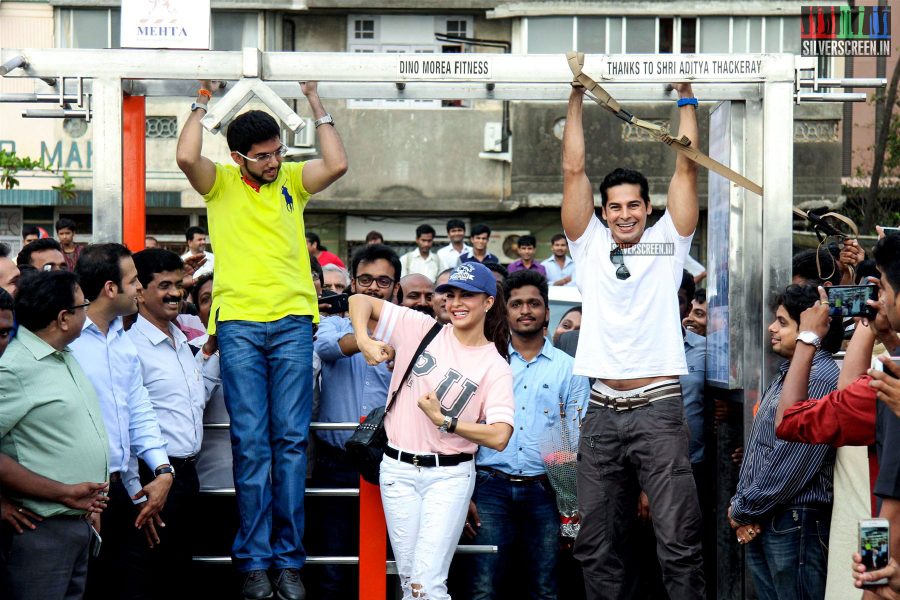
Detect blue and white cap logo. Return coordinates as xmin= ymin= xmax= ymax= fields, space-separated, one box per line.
xmin=435 ymin=261 xmax=497 ymax=296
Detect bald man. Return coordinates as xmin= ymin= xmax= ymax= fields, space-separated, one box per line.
xmin=399 ymin=273 xmax=435 ymax=317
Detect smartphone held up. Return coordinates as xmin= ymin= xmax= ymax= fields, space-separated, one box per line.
xmin=859 ymin=518 xmax=891 ymax=586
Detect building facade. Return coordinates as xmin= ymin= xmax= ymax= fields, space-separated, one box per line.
xmin=1 ymin=1 xmax=847 ymax=262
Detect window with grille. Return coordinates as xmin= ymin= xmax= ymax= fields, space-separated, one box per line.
xmin=146 ymin=117 xmax=178 ymax=139
xmin=354 ymin=19 xmax=375 ymax=40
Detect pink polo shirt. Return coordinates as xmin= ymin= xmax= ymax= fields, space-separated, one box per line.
xmin=374 ymin=303 xmax=515 ymax=455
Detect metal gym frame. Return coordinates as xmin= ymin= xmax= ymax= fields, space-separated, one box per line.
xmin=0 ymin=47 xmax=886 ymax=598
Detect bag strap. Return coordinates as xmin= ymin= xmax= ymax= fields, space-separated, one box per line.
xmin=565 ymin=51 xmax=764 ymax=197
xmin=385 ymin=322 xmax=443 ymax=415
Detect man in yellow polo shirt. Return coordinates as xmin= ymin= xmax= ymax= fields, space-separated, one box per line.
xmin=176 ymin=80 xmax=347 ymax=600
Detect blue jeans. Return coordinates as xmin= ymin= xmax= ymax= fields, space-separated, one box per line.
xmin=468 ymin=469 xmax=559 ymax=600
xmin=218 ymin=315 xmax=313 ymax=573
xmin=746 ymin=505 xmax=831 ymax=600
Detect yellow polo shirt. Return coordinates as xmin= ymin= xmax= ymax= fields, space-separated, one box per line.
xmin=204 ymin=162 xmax=319 ymax=334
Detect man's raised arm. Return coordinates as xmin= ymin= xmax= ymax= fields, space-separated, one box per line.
xmin=667 ymin=83 xmax=699 ymax=237
xmin=175 ymin=80 xmax=217 ymax=196
xmin=299 ymin=81 xmax=349 ymax=195
xmin=561 ymin=87 xmax=595 ymax=242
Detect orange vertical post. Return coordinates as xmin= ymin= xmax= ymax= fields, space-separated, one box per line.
xmin=122 ymin=95 xmax=146 ymax=249
xmin=358 ymin=475 xmax=387 ymax=600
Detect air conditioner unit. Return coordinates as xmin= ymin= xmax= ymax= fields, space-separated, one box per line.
xmin=287 ymin=118 xmax=315 ymax=148
xmin=489 ymin=229 xmax=530 ymax=262
xmin=483 ymin=122 xmax=503 ymax=152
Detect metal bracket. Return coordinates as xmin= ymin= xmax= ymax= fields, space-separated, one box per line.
xmin=200 ymin=77 xmax=305 ymax=135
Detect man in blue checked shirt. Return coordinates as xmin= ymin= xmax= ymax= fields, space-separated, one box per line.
xmin=465 ymin=270 xmax=589 ymax=600
xmin=729 ymin=284 xmax=844 ymax=600
xmin=307 ymin=243 xmax=401 ymax=599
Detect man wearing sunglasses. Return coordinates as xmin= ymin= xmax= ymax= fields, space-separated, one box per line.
xmin=561 ymin=82 xmax=704 ymax=600
xmin=176 ymin=80 xmax=348 ymax=600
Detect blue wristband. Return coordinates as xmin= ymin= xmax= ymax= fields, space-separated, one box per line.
xmin=677 ymin=97 xmax=698 ymax=107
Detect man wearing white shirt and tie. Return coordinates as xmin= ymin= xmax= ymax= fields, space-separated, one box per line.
xmin=127 ymin=248 xmax=208 ymax=599
xmin=436 ymin=219 xmax=472 ymax=271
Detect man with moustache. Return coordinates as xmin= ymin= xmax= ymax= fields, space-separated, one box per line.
xmin=465 ymin=269 xmax=589 ymax=599
xmin=308 ymin=244 xmax=400 ymax=599
xmin=683 ymin=288 xmax=707 ymax=337
xmin=17 ymin=239 xmax=67 ymax=272
xmin=126 ymin=248 xmax=207 ymax=599
xmin=562 ymin=80 xmax=706 ymax=599
xmin=177 ymin=79 xmax=347 ymax=600
xmin=71 ymin=244 xmax=172 ymax=600
xmin=399 ymin=273 xmax=435 ymax=317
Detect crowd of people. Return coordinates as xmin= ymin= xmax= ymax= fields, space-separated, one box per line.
xmin=3 ymin=76 xmax=900 ymax=600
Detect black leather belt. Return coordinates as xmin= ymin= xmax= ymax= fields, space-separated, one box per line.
xmin=589 ymin=382 xmax=682 ymax=412
xmin=169 ymin=455 xmax=198 ymax=469
xmin=478 ymin=466 xmax=548 ymax=483
xmin=384 ymin=446 xmax=473 ymax=468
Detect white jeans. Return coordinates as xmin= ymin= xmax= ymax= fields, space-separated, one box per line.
xmin=380 ymin=451 xmax=475 ymax=600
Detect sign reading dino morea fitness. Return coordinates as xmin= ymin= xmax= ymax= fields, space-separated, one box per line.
xmin=397 ymin=55 xmax=493 ymax=80
xmin=121 ymin=0 xmax=211 ymax=50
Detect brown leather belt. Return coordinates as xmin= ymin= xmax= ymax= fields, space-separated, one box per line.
xmin=589 ymin=382 xmax=682 ymax=412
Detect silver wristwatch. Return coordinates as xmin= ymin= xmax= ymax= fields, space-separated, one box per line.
xmin=437 ymin=415 xmax=453 ymax=433
xmin=314 ymin=114 xmax=335 ymax=128
xmin=797 ymin=330 xmax=822 ymax=350
xmin=190 ymin=102 xmax=208 ymax=113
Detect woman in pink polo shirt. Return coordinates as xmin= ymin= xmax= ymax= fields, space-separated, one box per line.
xmin=349 ymin=261 xmax=515 ymax=600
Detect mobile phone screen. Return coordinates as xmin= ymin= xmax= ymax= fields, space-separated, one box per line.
xmin=826 ymin=285 xmax=877 ymax=318
xmin=860 ymin=525 xmax=890 ymax=571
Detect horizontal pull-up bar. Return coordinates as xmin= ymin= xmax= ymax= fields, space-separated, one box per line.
xmin=2 ymin=48 xmax=797 ymax=84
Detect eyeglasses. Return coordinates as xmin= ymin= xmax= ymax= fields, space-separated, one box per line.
xmin=235 ymin=144 xmax=288 ymax=163
xmin=67 ymin=300 xmax=90 ymax=312
xmin=355 ymin=275 xmax=395 ymax=289
xmin=311 ymin=272 xmax=321 ymax=282
xmin=609 ymin=247 xmax=631 ymax=280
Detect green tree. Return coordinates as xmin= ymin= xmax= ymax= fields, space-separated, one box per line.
xmin=0 ymin=149 xmax=76 ymax=201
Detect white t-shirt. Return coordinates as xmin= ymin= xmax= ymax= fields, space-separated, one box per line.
xmin=567 ymin=211 xmax=692 ymax=379
xmin=436 ymin=243 xmax=471 ymax=271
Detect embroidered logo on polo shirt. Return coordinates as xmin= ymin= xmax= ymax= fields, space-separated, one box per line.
xmin=281 ymin=186 xmax=294 ymax=212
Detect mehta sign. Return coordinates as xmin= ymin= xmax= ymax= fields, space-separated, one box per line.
xmin=121 ymin=0 xmax=211 ymax=50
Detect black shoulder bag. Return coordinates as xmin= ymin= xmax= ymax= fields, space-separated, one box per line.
xmin=344 ymin=323 xmax=442 ymax=485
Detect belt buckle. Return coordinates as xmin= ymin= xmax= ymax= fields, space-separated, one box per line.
xmin=509 ymin=476 xmax=525 ymax=482
xmin=412 ymin=455 xmax=420 ymax=468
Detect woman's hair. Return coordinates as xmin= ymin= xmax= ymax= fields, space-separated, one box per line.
xmin=483 ymin=286 xmax=510 ymax=361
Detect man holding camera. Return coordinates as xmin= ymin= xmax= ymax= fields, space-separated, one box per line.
xmin=562 ymin=80 xmax=705 ymax=599
xmin=776 ymin=233 xmax=900 ymax=598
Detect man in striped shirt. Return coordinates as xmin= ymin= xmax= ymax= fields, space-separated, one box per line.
xmin=729 ymin=284 xmax=843 ymax=600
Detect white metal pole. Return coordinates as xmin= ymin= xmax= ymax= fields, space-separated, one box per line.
xmin=91 ymin=77 xmax=123 ymax=243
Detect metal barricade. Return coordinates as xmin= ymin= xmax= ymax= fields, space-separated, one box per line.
xmin=194 ymin=421 xmax=496 ymax=599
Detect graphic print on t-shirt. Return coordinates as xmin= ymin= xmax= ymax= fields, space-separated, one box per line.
xmin=410 ymin=350 xmax=479 ymax=418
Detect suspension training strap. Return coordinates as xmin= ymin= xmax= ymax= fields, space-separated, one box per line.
xmin=566 ymin=52 xmax=764 ymax=197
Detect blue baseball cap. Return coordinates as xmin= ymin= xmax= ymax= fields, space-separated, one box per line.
xmin=436 ymin=262 xmax=497 ymax=297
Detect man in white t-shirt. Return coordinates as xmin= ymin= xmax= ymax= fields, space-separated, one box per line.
xmin=181 ymin=226 xmax=214 ymax=280
xmin=399 ymin=224 xmax=441 ymax=282
xmin=436 ymin=219 xmax=472 ymax=271
xmin=562 ymin=82 xmax=704 ymax=600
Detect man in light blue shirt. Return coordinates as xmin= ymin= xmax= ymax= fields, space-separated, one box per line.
xmin=126 ymin=248 xmax=208 ymax=596
xmin=467 ymin=270 xmax=590 ymax=600
xmin=541 ymin=234 xmax=576 ymax=287
xmin=71 ymin=243 xmax=172 ymax=600
xmin=307 ymin=244 xmax=399 ymax=599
